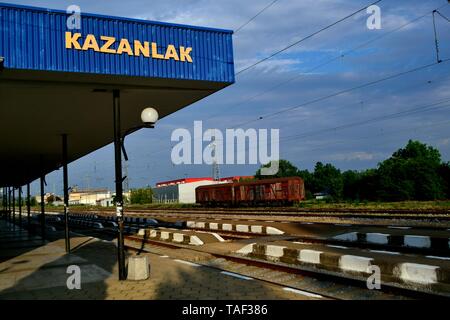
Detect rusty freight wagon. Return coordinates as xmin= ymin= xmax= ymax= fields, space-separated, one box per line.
xmin=195 ymin=177 xmax=305 ymax=206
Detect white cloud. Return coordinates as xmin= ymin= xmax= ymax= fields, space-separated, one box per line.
xmin=326 ymin=151 xmax=381 ymax=161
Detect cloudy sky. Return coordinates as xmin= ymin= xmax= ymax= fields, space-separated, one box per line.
xmin=11 ymin=0 xmax=450 ymax=195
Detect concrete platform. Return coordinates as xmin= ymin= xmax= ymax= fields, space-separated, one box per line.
xmin=0 ymin=220 xmax=311 ymax=300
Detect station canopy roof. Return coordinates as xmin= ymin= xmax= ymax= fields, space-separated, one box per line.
xmin=0 ymin=3 xmax=234 ymax=187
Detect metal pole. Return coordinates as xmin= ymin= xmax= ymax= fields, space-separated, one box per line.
xmin=62 ymin=134 xmax=70 ymax=253
xmin=27 ymin=183 xmax=31 ymax=228
xmin=7 ymin=187 xmax=10 ymax=221
xmin=40 ymin=175 xmax=45 ymax=240
xmin=12 ymin=187 xmax=15 ymax=227
xmin=9 ymin=187 xmax=12 ymax=221
xmin=18 ymin=186 xmax=22 ymax=228
xmin=1 ymin=188 xmax=3 ymax=214
xmin=113 ymin=89 xmax=126 ymax=280
xmin=1 ymin=187 xmax=4 ymax=218
xmin=2 ymin=187 xmax=5 ymax=217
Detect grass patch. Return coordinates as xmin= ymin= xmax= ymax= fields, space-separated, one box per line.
xmin=295 ymin=200 xmax=450 ymax=210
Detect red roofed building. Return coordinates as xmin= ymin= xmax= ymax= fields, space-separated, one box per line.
xmin=153 ymin=176 xmax=254 ymax=203
xmin=156 ymin=177 xmax=213 ymax=187
xmin=220 ymin=176 xmax=254 ymax=182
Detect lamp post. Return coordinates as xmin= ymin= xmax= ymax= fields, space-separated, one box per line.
xmin=113 ymin=88 xmax=158 ymax=281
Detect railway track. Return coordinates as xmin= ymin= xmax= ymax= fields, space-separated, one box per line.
xmin=59 ymin=206 xmax=450 ymax=214
xmin=45 ymin=207 xmax=450 ymax=222
xmin=124 ymin=234 xmax=444 ymax=300
xmin=19 ymin=214 xmax=450 ymax=299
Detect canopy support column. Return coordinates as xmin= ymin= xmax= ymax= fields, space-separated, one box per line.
xmin=27 ymin=183 xmax=30 ymax=228
xmin=62 ymin=134 xmax=70 ymax=253
xmin=113 ymin=89 xmax=126 ymax=281
xmin=18 ymin=186 xmax=22 ymax=228
xmin=40 ymin=175 xmax=45 ymax=240
xmin=12 ymin=187 xmax=15 ymax=227
xmin=8 ymin=187 xmax=11 ymax=221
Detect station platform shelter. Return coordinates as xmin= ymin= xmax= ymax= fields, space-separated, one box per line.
xmin=0 ymin=2 xmax=234 ymax=281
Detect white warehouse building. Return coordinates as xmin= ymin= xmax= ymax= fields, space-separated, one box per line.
xmin=152 ymin=178 xmax=219 ymax=204
xmin=152 ymin=176 xmax=252 ymax=204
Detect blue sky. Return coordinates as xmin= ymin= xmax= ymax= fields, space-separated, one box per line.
xmin=9 ymin=0 xmax=450 ymax=195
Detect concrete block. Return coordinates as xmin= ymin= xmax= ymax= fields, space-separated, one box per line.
xmin=209 ymin=223 xmax=219 ymax=230
xmin=149 ymin=229 xmax=158 ymax=238
xmin=195 ymin=222 xmax=206 ymax=229
xmin=339 ymin=255 xmax=373 ymax=273
xmin=265 ymin=245 xmax=286 ymax=258
xmin=160 ymin=231 xmax=170 ymax=240
xmin=266 ymin=227 xmax=284 ymax=235
xmin=398 ymin=263 xmax=438 ymax=284
xmin=189 ymin=236 xmax=204 ymax=246
xmin=298 ymin=249 xmax=322 ymax=264
xmin=236 ymin=224 xmax=249 ymax=232
xmin=222 ymin=224 xmax=232 ymax=231
xmin=173 ymin=233 xmax=184 ymax=243
xmin=210 ymin=233 xmax=225 ymax=242
xmin=333 ymin=232 xmax=358 ymax=242
xmin=127 ymin=255 xmax=150 ymax=281
xmin=366 ymin=233 xmax=389 ymax=245
xmin=404 ymin=235 xmax=431 ymax=248
xmin=250 ymin=225 xmax=263 ymax=233
xmin=237 ymin=243 xmax=255 ymax=254
xmin=186 ymin=221 xmax=196 ymax=228
xmin=138 ymin=229 xmax=146 ymax=236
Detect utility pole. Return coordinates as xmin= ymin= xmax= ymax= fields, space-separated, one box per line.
xmin=211 ymin=133 xmax=220 ymax=181
xmin=124 ymin=162 xmax=130 ymax=192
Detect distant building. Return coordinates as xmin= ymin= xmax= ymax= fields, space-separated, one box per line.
xmin=69 ymin=188 xmax=112 ymax=206
xmin=153 ymin=176 xmax=254 ymax=204
xmin=156 ymin=177 xmax=213 ymax=187
xmin=97 ymin=197 xmax=114 ymax=207
xmin=220 ymin=176 xmax=254 ymax=182
xmin=153 ymin=178 xmax=218 ymax=204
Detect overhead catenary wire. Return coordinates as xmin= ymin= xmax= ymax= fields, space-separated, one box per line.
xmin=235 ymin=0 xmax=382 ymax=75
xmin=272 ymin=73 xmax=450 ymax=134
xmin=231 ymin=58 xmax=450 ymax=129
xmin=141 ymin=57 xmax=450 ymax=163
xmin=229 ymin=98 xmax=450 ymax=157
xmin=435 ymin=9 xmax=450 ymax=23
xmin=281 ymin=119 xmax=450 ymax=158
xmin=203 ymin=4 xmax=441 ymax=125
xmin=74 ymin=1 xmax=450 ymax=184
xmin=234 ymin=0 xmax=280 ymax=34
xmin=280 ymin=98 xmax=450 ymax=143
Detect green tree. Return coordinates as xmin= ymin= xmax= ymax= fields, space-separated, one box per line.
xmin=255 ymin=160 xmax=300 ymax=179
xmin=312 ymin=162 xmax=343 ymax=199
xmin=342 ymin=170 xmax=361 ymax=200
xmin=129 ymin=188 xmax=153 ymax=204
xmin=298 ymin=168 xmax=314 ymax=199
xmin=439 ymin=162 xmax=450 ymax=198
xmin=376 ymin=140 xmax=445 ymax=201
